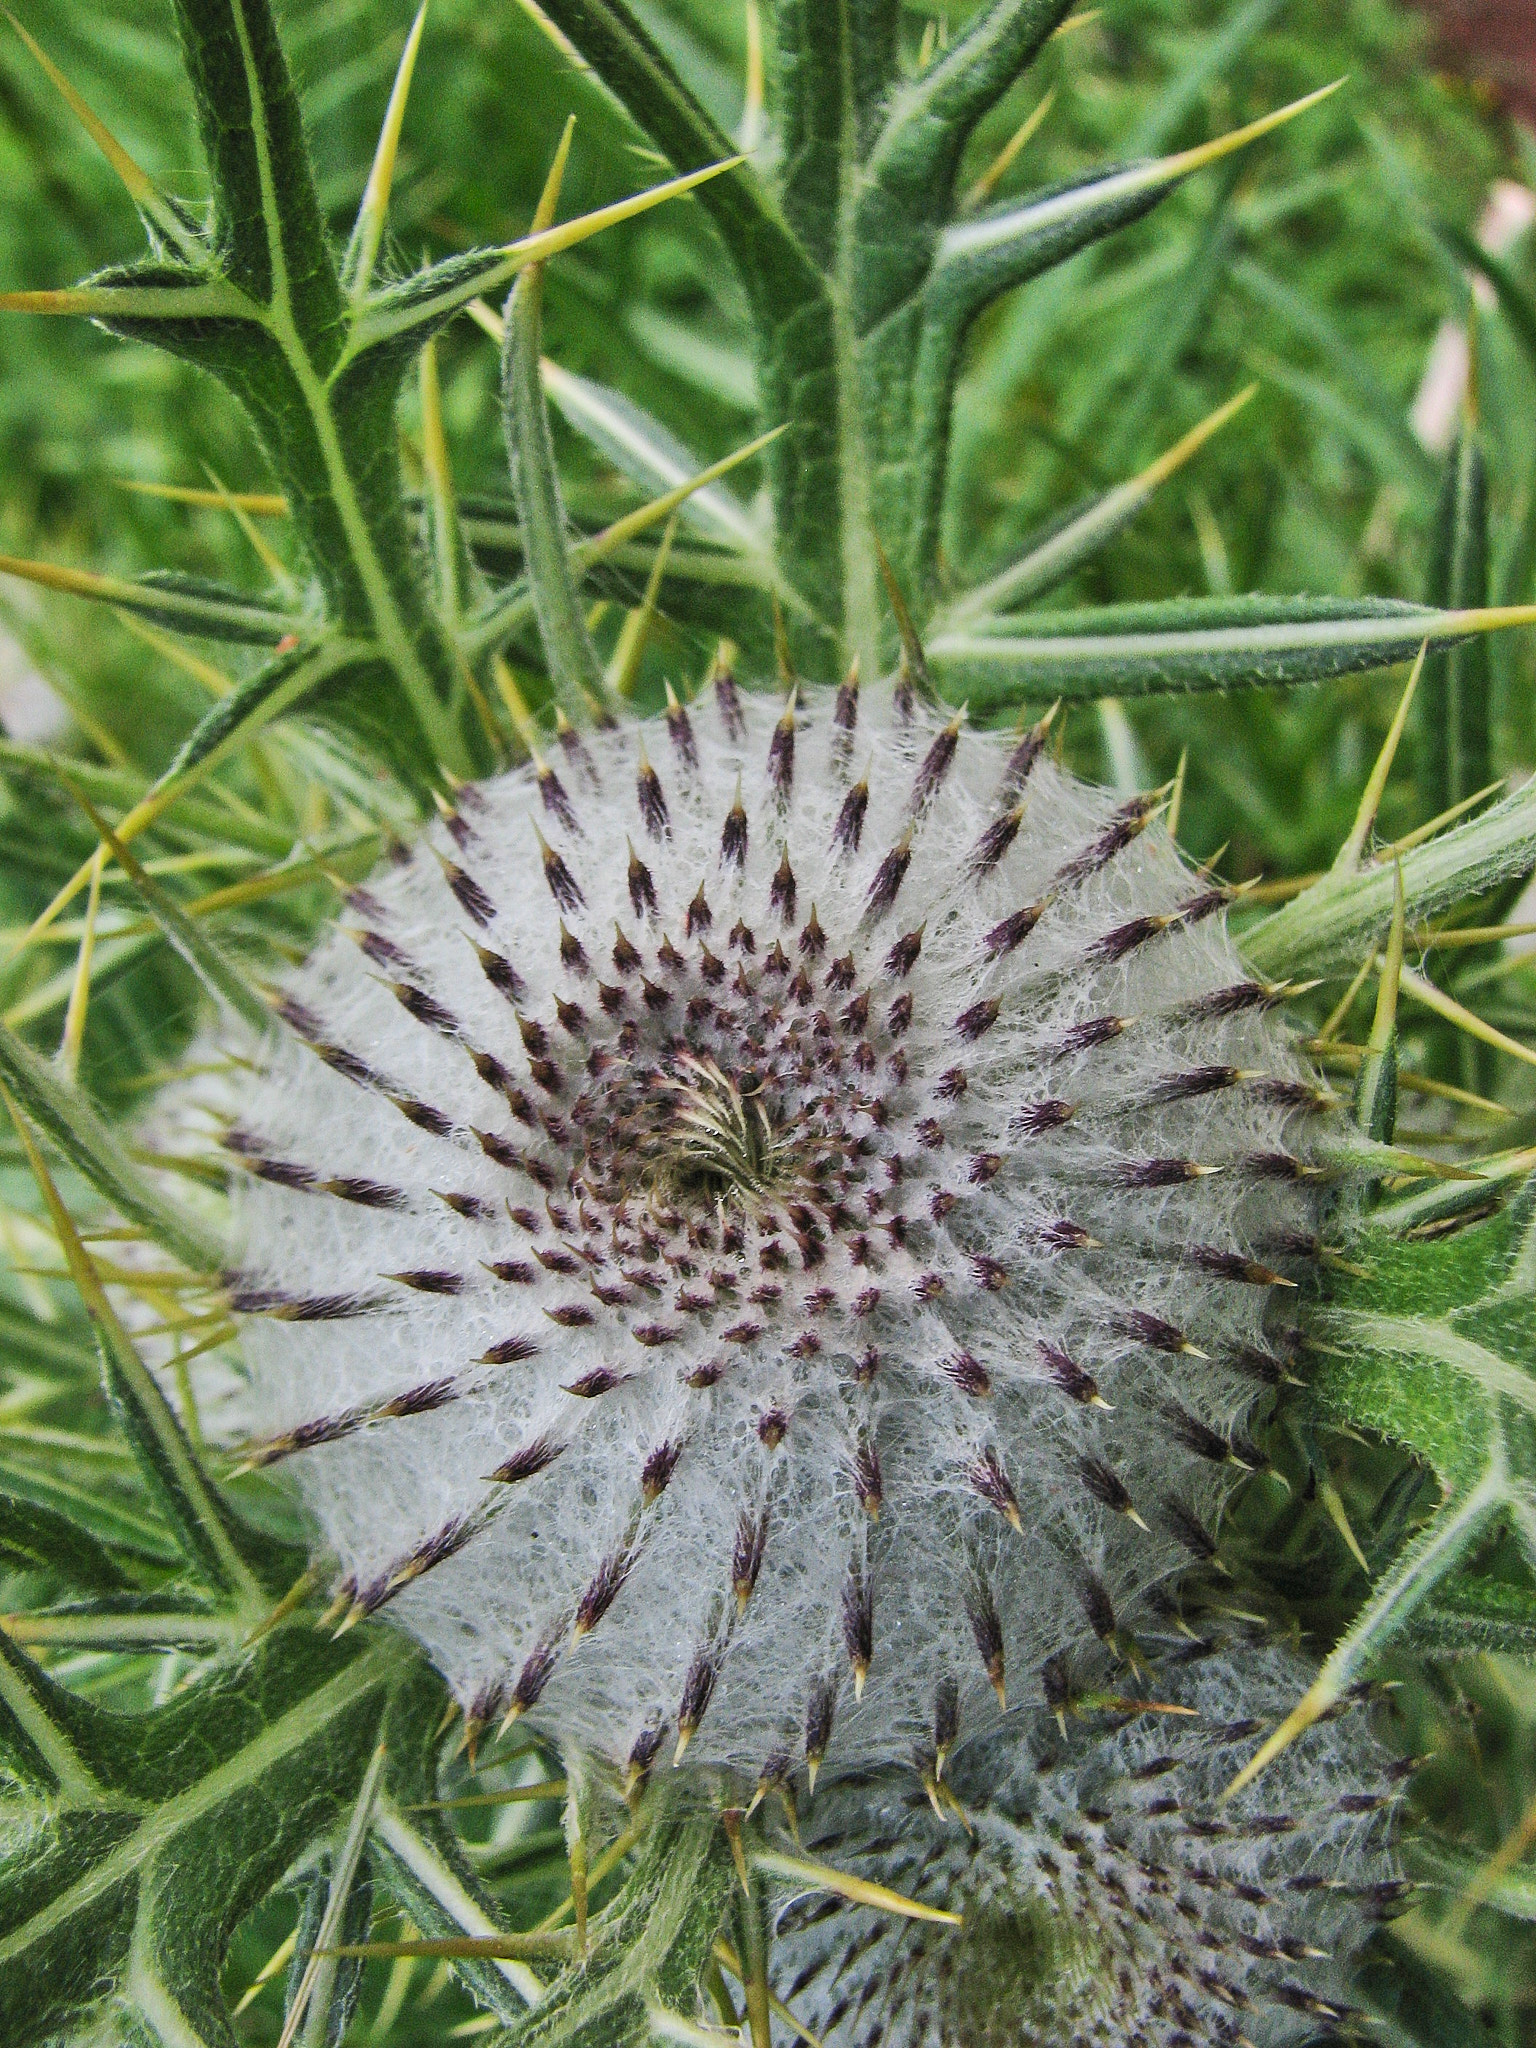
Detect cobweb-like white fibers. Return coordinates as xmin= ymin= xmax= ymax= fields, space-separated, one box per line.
xmin=775 ymin=1643 xmax=1404 ymax=2048
xmin=228 ymin=674 xmax=1322 ymax=1781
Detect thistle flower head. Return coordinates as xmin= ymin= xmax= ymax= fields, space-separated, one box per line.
xmin=776 ymin=1646 xmax=1403 ymax=2048
xmin=230 ymin=673 xmax=1321 ymax=1777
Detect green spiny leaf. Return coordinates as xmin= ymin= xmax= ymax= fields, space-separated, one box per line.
xmin=864 ymin=0 xmax=1072 ymax=245
xmin=1 ymin=1094 xmax=262 ymax=1606
xmin=1422 ymin=430 xmax=1492 ymax=820
xmin=0 ymin=550 xmax=302 ymax=646
xmin=501 ymin=140 xmax=614 ymax=718
xmin=1244 ymin=777 xmax=1536 ymax=978
xmin=929 ymin=593 xmax=1536 ymax=706
xmin=1228 ymin=1184 xmax=1536 ymax=1797
xmin=170 ymin=0 xmax=343 ymax=358
xmin=0 ymin=1021 xmax=222 ymax=1276
xmin=0 ymin=1628 xmax=401 ymax=2044
xmin=499 ymin=1804 xmax=732 ymax=2047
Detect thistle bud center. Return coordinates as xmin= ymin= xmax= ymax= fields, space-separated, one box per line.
xmin=581 ymin=1051 xmax=798 ymax=1211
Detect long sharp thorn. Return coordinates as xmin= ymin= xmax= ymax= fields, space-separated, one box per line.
xmin=1166 ymin=747 xmax=1188 ymax=842
xmin=712 ymin=1939 xmax=823 ymax=2048
xmin=749 ymin=1849 xmax=961 ymax=1928
xmin=57 ymin=847 xmax=103 ymax=1081
xmin=232 ymin=1928 xmax=299 ymax=2017
xmin=1222 ymin=1675 xmax=1336 ymax=1802
xmin=115 ymin=612 xmax=235 ymax=697
xmin=1335 ymin=641 xmax=1426 ymax=872
xmin=119 ymin=478 xmax=288 ymax=517
xmin=565 ymin=1779 xmax=589 ymax=1956
xmin=200 ymin=463 xmax=296 ymax=597
xmin=606 ymin=515 xmax=677 ymax=699
xmin=1372 ymin=864 xmax=1406 ymax=1057
xmin=1319 ymin=1479 xmax=1371 ymax=1576
xmin=1159 ymin=80 xmax=1349 ymax=184
xmin=944 ymin=390 xmax=1254 ymax=627
xmin=1375 ymin=778 xmax=1505 ymax=859
xmin=531 ymin=115 xmax=576 ymax=236
xmin=721 ymin=1809 xmax=751 ymax=1897
xmin=4 ymin=13 xmax=202 ymax=262
xmin=739 ymin=0 xmax=764 ymax=152
xmin=347 ymin=1 xmax=430 ymax=298
xmin=875 ymin=540 xmax=932 ymax=698
xmin=963 ymin=86 xmax=1056 ymax=210
xmin=419 ymin=338 xmax=462 ymax=622
xmin=1399 ymin=965 xmax=1536 ymax=1071
xmin=1316 ymin=950 xmax=1376 ymax=1046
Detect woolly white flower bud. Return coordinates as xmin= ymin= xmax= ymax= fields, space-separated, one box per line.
xmin=774 ymin=1645 xmax=1404 ymax=2048
xmin=228 ymin=673 xmax=1323 ymax=1777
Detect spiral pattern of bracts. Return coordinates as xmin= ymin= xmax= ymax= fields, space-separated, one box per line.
xmin=773 ymin=1646 xmax=1406 ymax=2048
xmin=226 ymin=666 xmax=1327 ymax=1778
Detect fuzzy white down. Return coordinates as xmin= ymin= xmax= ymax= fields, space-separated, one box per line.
xmin=230 ymin=678 xmax=1319 ymax=1779
xmin=775 ymin=1644 xmax=1400 ymax=2047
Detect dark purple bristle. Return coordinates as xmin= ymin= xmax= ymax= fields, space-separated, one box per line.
xmin=984 ymin=901 xmax=1044 ymax=957
xmin=637 ymin=756 xmax=670 ymax=840
xmin=768 ymin=702 xmax=796 ymax=800
xmin=540 ymin=839 xmax=584 ymax=912
xmin=941 ymin=1349 xmax=991 ymax=1397
xmin=841 ymin=1570 xmax=872 ymax=1673
xmin=490 ymin=1435 xmax=563 ymax=1484
xmin=955 ymin=997 xmax=1001 ymax=1042
xmin=832 ymin=780 xmax=869 ymax=855
xmin=575 ymin=1547 xmax=634 ymax=1634
xmin=721 ymin=794 xmax=748 ymax=869
xmin=475 ymin=944 xmax=526 ymax=1004
xmin=538 ymin=761 xmax=579 ymax=835
xmin=911 ymin=719 xmax=961 ymax=810
xmin=446 ymin=864 xmax=497 ymax=928
xmin=771 ymin=851 xmax=798 ymax=923
xmin=1040 ymin=1341 xmax=1099 ymax=1404
xmin=866 ymin=838 xmax=912 ymax=920
xmin=628 ymin=844 xmax=658 ymax=918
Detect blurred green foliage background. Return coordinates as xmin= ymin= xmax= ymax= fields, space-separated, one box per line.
xmin=3 ymin=2 xmax=1536 ymax=2040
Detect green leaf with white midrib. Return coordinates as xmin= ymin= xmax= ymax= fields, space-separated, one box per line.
xmin=1229 ymin=1187 xmax=1536 ymax=1796
xmin=0 ymin=1630 xmax=402 ymax=2046
xmin=500 ymin=1806 xmax=732 ymax=2048
xmin=0 ymin=1019 xmax=222 ymax=1276
xmin=929 ymin=594 xmax=1534 ymax=705
xmin=503 ymin=260 xmax=612 ymax=716
xmin=1313 ymin=1193 xmax=1536 ymax=1666
xmin=532 ymin=0 xmax=843 ymax=642
xmin=1422 ymin=431 xmax=1491 ymax=823
xmin=1244 ymin=778 xmax=1536 ymax=978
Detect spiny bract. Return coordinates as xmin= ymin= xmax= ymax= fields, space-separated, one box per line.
xmin=774 ymin=1645 xmax=1404 ymax=2048
xmin=229 ymin=668 xmax=1323 ymax=1779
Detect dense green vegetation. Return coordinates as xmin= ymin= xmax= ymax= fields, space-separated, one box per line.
xmin=1 ymin=2 xmax=1536 ymax=2041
